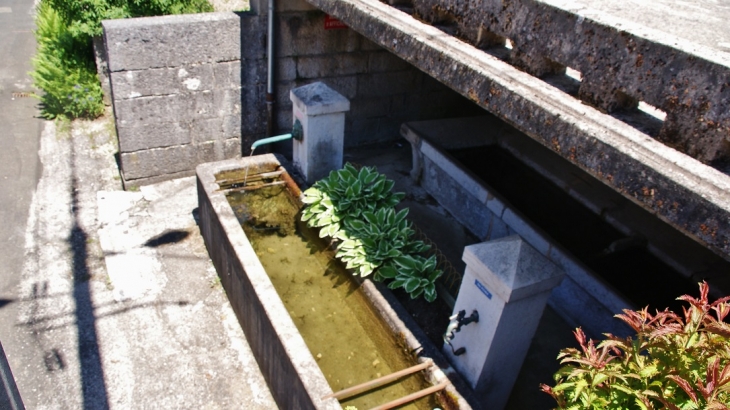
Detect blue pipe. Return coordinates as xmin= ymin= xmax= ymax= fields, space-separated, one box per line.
xmin=250 ymin=119 xmax=303 ymax=151
xmin=251 ymin=133 xmax=293 ymax=151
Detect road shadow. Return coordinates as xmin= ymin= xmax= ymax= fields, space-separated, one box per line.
xmin=143 ymin=229 xmax=190 ymax=247
xmin=68 ymin=143 xmax=110 ymax=410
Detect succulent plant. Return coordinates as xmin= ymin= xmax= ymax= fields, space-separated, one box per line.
xmin=378 ymin=255 xmax=441 ymax=302
xmin=300 ymin=163 xmax=442 ymax=302
xmin=301 ymin=163 xmax=404 ymax=239
xmin=335 ymin=208 xmax=430 ymax=278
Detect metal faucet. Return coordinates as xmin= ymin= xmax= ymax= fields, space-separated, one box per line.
xmin=443 ymin=309 xmax=479 ymax=356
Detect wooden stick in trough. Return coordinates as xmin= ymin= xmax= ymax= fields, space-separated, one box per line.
xmin=321 ymin=359 xmax=433 ymax=401
xmin=368 ymin=380 xmax=449 ymax=410
xmin=223 ymin=180 xmax=287 ymax=193
xmin=217 ymin=169 xmax=285 ymax=188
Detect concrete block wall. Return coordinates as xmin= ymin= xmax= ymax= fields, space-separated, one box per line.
xmin=103 ymin=4 xmax=478 ymax=186
xmin=409 ymin=0 xmax=730 ymax=167
xmin=266 ymin=0 xmax=479 ymax=146
xmin=103 ymin=12 xmax=267 ymax=187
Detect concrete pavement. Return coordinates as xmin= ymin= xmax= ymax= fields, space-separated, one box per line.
xmin=0 ymin=0 xmax=276 ymax=407
xmin=9 ymin=114 xmax=277 ymax=408
xmin=0 ymin=0 xmax=45 ymax=407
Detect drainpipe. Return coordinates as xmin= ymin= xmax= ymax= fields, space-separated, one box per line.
xmin=266 ymin=0 xmax=275 ymax=137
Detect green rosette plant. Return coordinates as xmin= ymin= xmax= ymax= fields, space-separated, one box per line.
xmin=334 ymin=208 xmax=428 ymax=277
xmin=301 ymin=163 xmax=404 ymax=239
xmin=300 ymin=163 xmax=442 ymax=302
xmin=541 ymin=281 xmax=730 ymax=410
xmin=378 ymin=254 xmax=441 ymax=302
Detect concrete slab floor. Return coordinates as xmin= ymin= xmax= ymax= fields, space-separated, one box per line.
xmin=5 ymin=113 xmax=276 ymax=409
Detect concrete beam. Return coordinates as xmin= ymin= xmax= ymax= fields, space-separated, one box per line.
xmin=410 ymin=0 xmax=730 ymax=165
xmin=305 ymin=0 xmax=730 ymax=261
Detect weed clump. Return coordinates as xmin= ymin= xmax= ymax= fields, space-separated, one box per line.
xmin=31 ymin=0 xmax=213 ymax=119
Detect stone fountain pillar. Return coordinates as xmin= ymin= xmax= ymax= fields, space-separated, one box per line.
xmin=444 ymin=235 xmax=565 ymax=410
xmin=290 ymin=82 xmax=350 ymax=184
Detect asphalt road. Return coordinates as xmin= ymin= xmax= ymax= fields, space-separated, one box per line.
xmin=0 ymin=0 xmax=43 ymax=406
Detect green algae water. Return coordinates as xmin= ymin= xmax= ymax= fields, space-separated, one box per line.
xmin=225 ymin=183 xmax=438 ymax=410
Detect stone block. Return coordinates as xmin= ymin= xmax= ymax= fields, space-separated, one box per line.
xmin=103 ymin=12 xmax=244 ymax=72
xmin=276 ymin=58 xmax=298 ymax=82
xmin=245 ymin=58 xmax=268 ymax=84
xmin=317 ymin=76 xmax=358 ymax=99
xmin=548 ymin=276 xmax=632 ymax=339
xmin=296 ymin=53 xmax=369 ymax=78
xmin=276 ymin=107 xmax=295 ymax=132
xmin=420 ymin=156 xmax=490 ymax=238
xmin=360 ymin=37 xmax=384 ymax=51
xmin=121 ymin=138 xmax=240 ymax=180
xmin=346 ymin=117 xmax=382 ymax=147
xmin=222 ymin=114 xmax=244 ymax=139
xmin=348 ymin=96 xmax=391 ymax=119
xmin=368 ymin=51 xmax=410 ymax=72
xmin=242 ymin=100 xmax=267 ymax=136
xmin=114 ymin=91 xmax=222 ymax=127
xmin=122 ymin=145 xmax=196 ymax=180
xmin=191 ymin=117 xmax=225 ymax=143
xmin=276 ymin=12 xmax=362 ymax=57
xmin=357 ymin=71 xmax=419 ymax=97
xmin=484 ymin=212 xmax=510 ymax=241
xmin=421 ymin=74 xmax=450 ymax=92
xmin=110 ymin=64 xmax=216 ymax=99
xmin=117 ymin=121 xmax=192 ymax=152
xmin=213 ymin=88 xmax=243 ymax=116
xmin=114 ymin=94 xmax=182 ymax=126
xmin=501 ymin=208 xmax=552 ymax=257
xmin=276 ymin=80 xmax=297 ymax=107
xmin=214 ymin=60 xmax=262 ymax=90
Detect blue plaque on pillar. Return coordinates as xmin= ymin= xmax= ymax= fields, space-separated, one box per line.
xmin=475 ymin=279 xmax=492 ymax=299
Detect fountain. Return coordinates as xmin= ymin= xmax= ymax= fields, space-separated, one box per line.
xmin=197 ymin=154 xmax=473 ymax=409
xmin=196 ymin=83 xmax=475 ymax=409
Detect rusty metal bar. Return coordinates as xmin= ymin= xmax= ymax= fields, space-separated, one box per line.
xmin=369 ymin=380 xmax=449 ymax=410
xmin=322 ymin=359 xmax=433 ymax=401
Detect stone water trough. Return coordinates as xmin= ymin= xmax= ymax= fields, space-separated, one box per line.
xmin=196 ymin=153 xmax=476 ymax=410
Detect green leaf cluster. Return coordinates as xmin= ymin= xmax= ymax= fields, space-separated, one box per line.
xmin=31 ymin=0 xmax=213 ymax=119
xmin=45 ymin=0 xmax=213 ymax=38
xmin=542 ymin=282 xmax=730 ymax=410
xmin=31 ymin=2 xmax=105 ymax=119
xmin=301 ymin=163 xmax=442 ymax=302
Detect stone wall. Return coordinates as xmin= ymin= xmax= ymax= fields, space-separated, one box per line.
xmin=307 ymin=0 xmax=730 ymax=263
xmin=408 ymin=0 xmax=730 ymax=167
xmin=264 ymin=0 xmax=478 ymax=147
xmin=103 ymin=4 xmax=479 ymax=187
xmin=103 ymin=13 xmax=264 ymax=187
